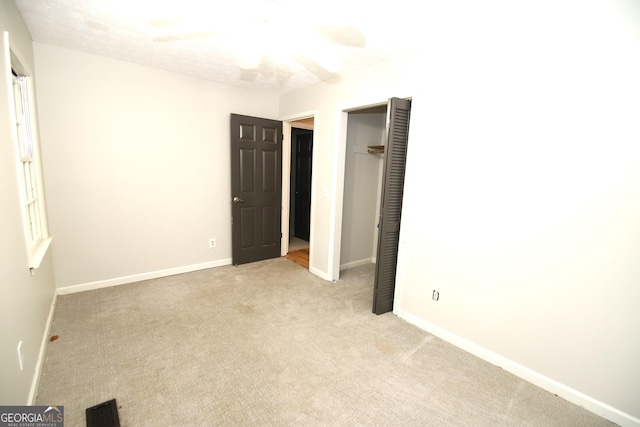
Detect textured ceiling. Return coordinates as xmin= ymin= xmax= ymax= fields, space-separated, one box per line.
xmin=14 ymin=0 xmax=420 ymax=94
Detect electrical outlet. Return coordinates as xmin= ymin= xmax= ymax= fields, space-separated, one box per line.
xmin=208 ymin=238 xmax=216 ymax=248
xmin=17 ymin=341 xmax=24 ymax=371
xmin=432 ymin=290 xmax=439 ymax=301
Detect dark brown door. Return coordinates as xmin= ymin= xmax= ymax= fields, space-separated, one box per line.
xmin=230 ymin=114 xmax=283 ymax=265
xmin=372 ymin=98 xmax=412 ymax=314
xmin=293 ymin=129 xmax=313 ymax=241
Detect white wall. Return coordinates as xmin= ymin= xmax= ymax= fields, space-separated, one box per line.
xmin=340 ymin=111 xmax=385 ymax=269
xmin=33 ymin=44 xmax=280 ymax=290
xmin=0 ymin=0 xmax=57 ymax=405
xmin=280 ymin=1 xmax=640 ymax=425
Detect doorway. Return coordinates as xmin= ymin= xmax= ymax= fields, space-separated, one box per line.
xmin=282 ymin=116 xmax=314 ymax=269
xmin=230 ymin=113 xmax=314 ymax=269
xmin=340 ymin=105 xmax=387 ymax=271
xmin=290 ymin=128 xmax=313 ymax=242
xmin=337 ymin=98 xmax=412 ymax=314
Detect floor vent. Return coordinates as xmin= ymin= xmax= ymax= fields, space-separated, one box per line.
xmin=86 ymin=399 xmax=120 ymax=427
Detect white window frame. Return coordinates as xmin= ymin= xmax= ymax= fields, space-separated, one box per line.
xmin=6 ymin=38 xmax=52 ymax=271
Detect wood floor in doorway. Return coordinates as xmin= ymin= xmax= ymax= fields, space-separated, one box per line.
xmin=286 ymin=248 xmax=309 ymax=269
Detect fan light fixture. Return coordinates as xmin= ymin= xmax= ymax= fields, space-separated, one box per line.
xmin=151 ymin=14 xmax=363 ymax=78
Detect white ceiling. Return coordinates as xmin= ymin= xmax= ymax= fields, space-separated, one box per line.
xmin=14 ymin=0 xmax=420 ymax=94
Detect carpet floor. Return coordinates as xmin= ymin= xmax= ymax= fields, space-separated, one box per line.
xmin=36 ymin=258 xmax=615 ymax=426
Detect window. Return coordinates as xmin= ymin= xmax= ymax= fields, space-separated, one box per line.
xmin=11 ymin=67 xmax=52 ymax=271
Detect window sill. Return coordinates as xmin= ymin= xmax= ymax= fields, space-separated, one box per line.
xmin=29 ymin=237 xmax=52 ymax=271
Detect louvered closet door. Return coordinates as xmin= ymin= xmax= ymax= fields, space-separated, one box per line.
xmin=372 ymin=98 xmax=412 ymax=315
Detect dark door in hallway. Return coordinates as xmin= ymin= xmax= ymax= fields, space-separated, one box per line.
xmin=230 ymin=114 xmax=282 ymax=265
xmin=292 ymin=128 xmax=313 ymax=241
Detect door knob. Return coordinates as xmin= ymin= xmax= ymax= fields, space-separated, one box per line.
xmin=233 ymin=196 xmax=245 ymax=203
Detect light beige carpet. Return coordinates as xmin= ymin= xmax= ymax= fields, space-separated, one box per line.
xmin=36 ymin=258 xmax=615 ymax=426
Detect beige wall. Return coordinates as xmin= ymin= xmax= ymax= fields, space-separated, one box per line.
xmin=280 ymin=1 xmax=640 ymax=425
xmin=33 ymin=44 xmax=280 ymax=290
xmin=0 ymin=0 xmax=57 ymax=405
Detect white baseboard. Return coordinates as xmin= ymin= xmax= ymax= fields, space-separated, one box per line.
xmin=28 ymin=291 xmax=58 ymax=404
xmin=340 ymin=257 xmax=375 ymax=271
xmin=57 ymin=259 xmax=232 ymax=295
xmin=309 ymin=265 xmax=333 ymax=282
xmin=396 ymin=309 xmax=640 ymax=427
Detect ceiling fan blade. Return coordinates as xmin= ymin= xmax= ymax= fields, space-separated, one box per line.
xmin=239 ymin=68 xmax=259 ymax=82
xmin=152 ymin=32 xmax=222 ymax=43
xmin=293 ymin=54 xmax=342 ymax=84
xmin=150 ymin=19 xmax=184 ymax=28
xmin=314 ymin=26 xmax=366 ymax=48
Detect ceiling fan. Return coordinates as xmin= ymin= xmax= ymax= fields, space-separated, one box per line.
xmin=149 ymin=15 xmax=366 ymax=83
